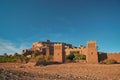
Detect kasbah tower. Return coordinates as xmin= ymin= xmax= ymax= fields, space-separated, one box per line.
xmin=86 ymin=41 xmax=98 ymax=63
xmin=22 ymin=40 xmax=120 ymax=64
xmin=54 ymin=43 xmax=66 ymax=63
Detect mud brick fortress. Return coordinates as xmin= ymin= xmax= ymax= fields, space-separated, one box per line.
xmin=22 ymin=40 xmax=120 ymax=63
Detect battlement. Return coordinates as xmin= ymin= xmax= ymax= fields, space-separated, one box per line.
xmin=87 ymin=40 xmax=96 ymax=42
xmin=87 ymin=41 xmax=96 ymax=45
xmin=66 ymin=47 xmax=80 ymax=50
xmin=54 ymin=43 xmax=64 ymax=45
xmin=87 ymin=41 xmax=97 ymax=48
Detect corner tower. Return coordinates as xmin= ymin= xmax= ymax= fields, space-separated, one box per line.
xmin=53 ymin=43 xmax=65 ymax=63
xmin=86 ymin=41 xmax=98 ymax=63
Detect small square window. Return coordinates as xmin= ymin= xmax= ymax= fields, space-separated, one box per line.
xmin=91 ymin=52 xmax=93 ymax=55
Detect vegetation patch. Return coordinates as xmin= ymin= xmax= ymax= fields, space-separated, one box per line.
xmin=0 ymin=53 xmax=30 ymax=63
xmin=66 ymin=52 xmax=86 ymax=62
xmin=100 ymin=59 xmax=117 ymax=64
xmin=34 ymin=55 xmax=53 ymax=66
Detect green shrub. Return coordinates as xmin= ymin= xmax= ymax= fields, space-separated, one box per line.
xmin=66 ymin=52 xmax=86 ymax=61
xmin=73 ymin=53 xmax=86 ymax=61
xmin=66 ymin=53 xmax=75 ymax=60
xmin=0 ymin=55 xmax=16 ymax=63
xmin=45 ymin=55 xmax=53 ymax=62
xmin=0 ymin=53 xmax=30 ymax=63
xmin=35 ymin=55 xmax=45 ymax=61
xmin=35 ymin=55 xmax=46 ymax=66
xmin=24 ymin=57 xmax=30 ymax=63
xmin=34 ymin=55 xmax=53 ymax=66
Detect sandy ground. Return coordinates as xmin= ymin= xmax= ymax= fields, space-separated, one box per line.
xmin=0 ymin=63 xmax=120 ymax=80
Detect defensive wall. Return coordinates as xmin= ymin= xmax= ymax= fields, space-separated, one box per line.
xmin=98 ymin=52 xmax=120 ymax=63
xmin=107 ymin=53 xmax=120 ymax=62
xmin=22 ymin=40 xmax=120 ymax=64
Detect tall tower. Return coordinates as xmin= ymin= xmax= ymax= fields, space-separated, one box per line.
xmin=86 ymin=41 xmax=98 ymax=63
xmin=53 ymin=43 xmax=65 ymax=63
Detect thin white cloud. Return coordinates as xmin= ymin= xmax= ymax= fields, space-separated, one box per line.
xmin=0 ymin=39 xmax=30 ymax=55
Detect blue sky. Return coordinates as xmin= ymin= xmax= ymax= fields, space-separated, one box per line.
xmin=0 ymin=0 xmax=120 ymax=54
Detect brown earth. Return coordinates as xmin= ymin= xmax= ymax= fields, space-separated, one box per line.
xmin=0 ymin=63 xmax=120 ymax=80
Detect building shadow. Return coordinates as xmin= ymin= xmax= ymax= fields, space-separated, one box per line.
xmin=98 ymin=52 xmax=107 ymax=62
xmin=35 ymin=61 xmax=62 ymax=66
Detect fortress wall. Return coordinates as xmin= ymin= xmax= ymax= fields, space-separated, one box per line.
xmin=81 ymin=48 xmax=87 ymax=55
xmin=65 ymin=49 xmax=70 ymax=55
xmin=107 ymin=53 xmax=120 ymax=62
xmin=65 ymin=47 xmax=87 ymax=56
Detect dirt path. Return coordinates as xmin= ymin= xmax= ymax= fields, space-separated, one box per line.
xmin=0 ymin=63 xmax=120 ymax=80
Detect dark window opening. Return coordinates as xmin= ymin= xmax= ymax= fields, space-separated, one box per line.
xmin=91 ymin=52 xmax=93 ymax=55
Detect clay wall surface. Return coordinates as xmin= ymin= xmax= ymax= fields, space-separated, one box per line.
xmin=65 ymin=47 xmax=87 ymax=55
xmin=107 ymin=53 xmax=120 ymax=62
xmin=53 ymin=44 xmax=65 ymax=63
xmin=86 ymin=41 xmax=98 ymax=64
xmin=46 ymin=47 xmax=50 ymax=56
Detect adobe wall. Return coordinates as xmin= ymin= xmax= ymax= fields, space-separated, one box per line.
xmin=46 ymin=47 xmax=50 ymax=56
xmin=86 ymin=41 xmax=98 ymax=64
xmin=53 ymin=43 xmax=65 ymax=63
xmin=107 ymin=53 xmax=120 ymax=62
xmin=65 ymin=47 xmax=87 ymax=56
xmin=65 ymin=41 xmax=99 ymax=64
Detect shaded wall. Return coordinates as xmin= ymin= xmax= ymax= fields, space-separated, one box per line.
xmin=98 ymin=52 xmax=107 ymax=62
xmin=98 ymin=52 xmax=120 ymax=63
